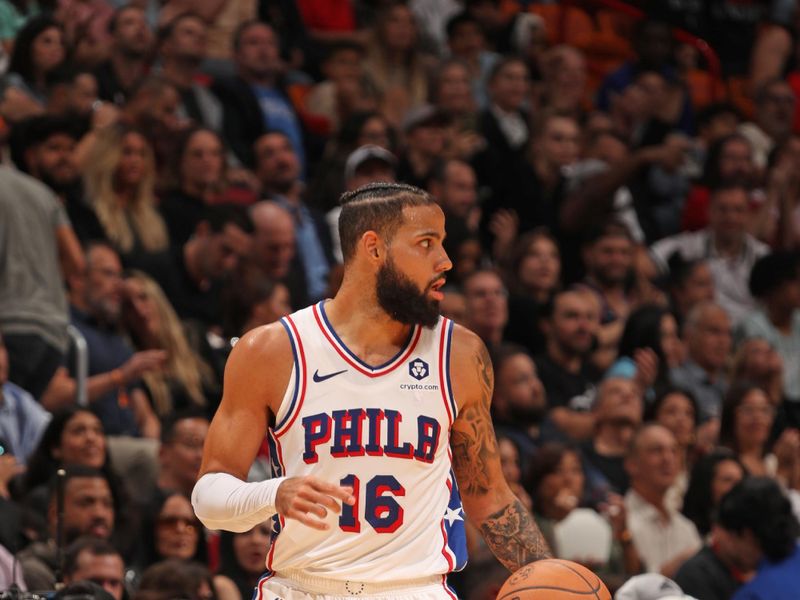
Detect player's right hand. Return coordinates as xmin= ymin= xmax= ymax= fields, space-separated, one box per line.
xmin=275 ymin=476 xmax=356 ymax=531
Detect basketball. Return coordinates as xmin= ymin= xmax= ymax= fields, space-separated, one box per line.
xmin=496 ymin=559 xmax=611 ymax=600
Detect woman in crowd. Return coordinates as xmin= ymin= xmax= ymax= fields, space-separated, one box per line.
xmin=503 ymin=229 xmax=561 ymax=356
xmin=123 ymin=271 xmax=217 ymax=419
xmin=525 ymin=443 xmax=640 ymax=591
xmin=159 ymin=126 xmax=228 ymax=248
xmin=136 ymin=491 xmax=206 ymax=571
xmin=83 ymin=124 xmax=169 ymax=270
xmin=19 ymin=407 xmax=136 ymax=551
xmin=215 ymin=522 xmax=272 ymax=600
xmin=363 ymin=2 xmax=433 ymax=126
xmin=645 ymin=388 xmax=699 ymax=509
xmin=719 ymin=382 xmax=779 ymax=477
xmin=608 ymin=304 xmax=684 ymax=396
xmin=2 ymin=16 xmax=65 ymax=110
xmin=682 ymin=448 xmax=745 ymax=538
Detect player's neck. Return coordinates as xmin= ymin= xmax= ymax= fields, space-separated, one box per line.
xmin=324 ymin=292 xmax=414 ymax=352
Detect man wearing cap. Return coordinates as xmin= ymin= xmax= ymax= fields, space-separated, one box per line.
xmin=615 ymin=573 xmax=698 ymax=600
xmin=326 ymin=144 xmax=397 ymax=264
xmin=396 ymin=104 xmax=450 ymax=189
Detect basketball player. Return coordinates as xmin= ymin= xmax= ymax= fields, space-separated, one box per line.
xmin=192 ymin=183 xmax=551 ymax=599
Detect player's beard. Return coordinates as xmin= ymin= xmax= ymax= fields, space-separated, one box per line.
xmin=376 ymin=256 xmax=440 ymax=328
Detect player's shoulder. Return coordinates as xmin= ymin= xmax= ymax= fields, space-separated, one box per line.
xmin=448 ymin=323 xmax=488 ymax=367
xmin=227 ymin=321 xmax=293 ymax=373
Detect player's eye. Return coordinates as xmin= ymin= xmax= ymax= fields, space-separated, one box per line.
xmin=420 ymin=239 xmax=431 ymax=248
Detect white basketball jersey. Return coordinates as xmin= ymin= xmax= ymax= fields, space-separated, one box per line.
xmin=263 ymin=301 xmax=468 ymax=583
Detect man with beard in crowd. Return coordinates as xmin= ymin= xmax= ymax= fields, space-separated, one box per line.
xmin=11 ymin=115 xmax=105 ymax=241
xmin=19 ymin=466 xmax=117 ymax=591
xmin=94 ymin=5 xmax=153 ymax=106
xmin=192 ymin=183 xmax=551 ymax=598
xmin=535 ymin=289 xmax=602 ymax=441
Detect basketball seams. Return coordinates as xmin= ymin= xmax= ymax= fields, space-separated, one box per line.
xmin=498 ymin=584 xmax=599 ymax=598
xmin=497 ymin=559 xmax=608 ymax=600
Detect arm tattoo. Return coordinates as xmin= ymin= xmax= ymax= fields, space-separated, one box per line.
xmin=451 ymin=343 xmax=495 ymax=496
xmin=480 ymin=499 xmax=552 ymax=572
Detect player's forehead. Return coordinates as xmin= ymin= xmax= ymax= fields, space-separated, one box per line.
xmin=396 ymin=203 xmax=446 ymax=236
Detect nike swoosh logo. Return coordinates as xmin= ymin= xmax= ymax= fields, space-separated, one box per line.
xmin=312 ymin=369 xmax=347 ymax=383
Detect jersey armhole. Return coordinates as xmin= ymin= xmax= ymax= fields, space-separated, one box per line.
xmin=273 ymin=316 xmax=307 ymax=436
xmin=439 ymin=318 xmax=458 ymax=425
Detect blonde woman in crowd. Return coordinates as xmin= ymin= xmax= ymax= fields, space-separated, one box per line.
xmin=83 ymin=124 xmax=170 ymax=269
xmin=122 ymin=271 xmax=216 ymax=419
xmin=363 ymin=2 xmax=434 ymax=126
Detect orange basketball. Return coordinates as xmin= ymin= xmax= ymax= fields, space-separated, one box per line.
xmin=496 ymin=559 xmax=611 ymax=600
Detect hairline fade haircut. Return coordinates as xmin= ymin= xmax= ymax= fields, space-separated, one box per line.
xmin=338 ymin=182 xmax=437 ymax=263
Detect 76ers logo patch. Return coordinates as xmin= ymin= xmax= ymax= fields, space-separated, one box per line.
xmin=409 ymin=358 xmax=429 ymax=380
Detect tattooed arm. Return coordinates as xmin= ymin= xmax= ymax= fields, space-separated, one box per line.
xmin=449 ymin=326 xmax=551 ymax=572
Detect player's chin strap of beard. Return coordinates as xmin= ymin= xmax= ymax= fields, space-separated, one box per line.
xmin=192 ymin=472 xmax=287 ymax=532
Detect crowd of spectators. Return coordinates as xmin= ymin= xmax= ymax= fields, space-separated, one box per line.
xmin=1 ymin=1 xmax=800 ymax=599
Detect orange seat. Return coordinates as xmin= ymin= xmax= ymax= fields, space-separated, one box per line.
xmin=529 ymin=4 xmax=594 ymax=47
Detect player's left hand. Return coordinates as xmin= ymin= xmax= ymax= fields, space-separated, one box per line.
xmin=275 ymin=476 xmax=355 ymax=530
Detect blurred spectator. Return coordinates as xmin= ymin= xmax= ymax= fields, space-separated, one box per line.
xmin=718 ymin=382 xmax=792 ymax=479
xmin=56 ymin=0 xmax=115 ymax=67
xmin=430 ymin=58 xmax=477 ymax=125
xmin=94 ymin=5 xmax=153 ymax=106
xmin=650 ymin=184 xmax=769 ymax=325
xmin=535 ymin=289 xmax=601 ymax=441
xmin=537 ymin=45 xmax=588 ymax=120
xmin=461 ymin=269 xmax=507 ymax=352
xmin=11 ymin=115 xmax=105 ymax=242
xmin=472 ymin=56 xmax=530 ymax=209
xmin=45 ymin=65 xmax=101 ymax=121
xmin=363 ymin=2 xmax=431 ymax=126
xmin=439 ymin=288 xmax=467 ymax=325
xmin=254 ymin=131 xmax=333 ymax=303
xmin=445 ymin=11 xmax=499 ymax=110
xmin=159 ymin=127 xmax=227 ymax=249
xmin=248 ymin=201 xmax=304 ymax=309
xmin=396 ymin=104 xmax=449 ymax=189
xmin=596 ymin=20 xmax=693 ymax=135
xmin=608 ymin=305 xmax=683 ymax=396
xmin=155 ymin=410 xmax=208 ymax=499
xmin=135 ymin=491 xmax=205 ymax=573
xmin=681 ymin=133 xmax=757 ymax=233
xmin=759 ymin=134 xmax=800 ymax=249
xmin=136 ymin=558 xmax=223 ymax=600
xmin=122 ymin=271 xmax=216 ymax=419
xmin=305 ymin=40 xmax=378 ymax=133
xmin=0 ymin=331 xmax=51 ymax=464
xmin=63 ymin=537 xmax=125 ymax=600
xmin=665 ymin=256 xmax=715 ymax=329
xmin=576 ymin=220 xmax=636 ymax=370
xmin=644 ymin=388 xmax=699 ymax=511
xmin=670 ymin=301 xmax=731 ymax=423
xmin=215 ymin=522 xmax=271 ymax=600
xmin=83 ymin=125 xmax=170 ymax=270
xmin=624 ymin=424 xmax=702 ymax=576
xmin=0 ymin=166 xmax=83 ymax=399
xmin=222 ymin=278 xmax=291 ymax=341
xmin=427 ymin=158 xmax=479 ymax=234
xmin=323 ymin=143 xmax=397 ymax=264
xmin=47 ymin=242 xmax=163 ymax=436
xmin=502 ymin=230 xmax=561 ymax=357
xmin=614 ymin=573 xmax=691 ymax=600
xmin=19 ymin=465 xmax=117 ymax=590
xmin=739 ymin=78 xmax=796 ymax=170
xmin=157 ymin=14 xmax=222 ymax=133
xmin=681 ymin=448 xmax=745 ymax=539
xmin=722 ymin=477 xmax=800 ymax=600
xmin=150 ymin=204 xmax=252 ymax=329
xmin=213 ymin=21 xmax=303 ymax=170
xmin=1 ymin=16 xmax=66 ymax=118
xmin=737 ymin=252 xmax=800 ymax=406
xmin=490 ymin=345 xmax=548 ymax=466
xmin=306 ymin=110 xmax=395 ymax=214
xmin=730 ymin=338 xmax=784 ymax=412
xmin=582 ymin=378 xmax=643 ymax=498
xmin=526 ymin=442 xmax=639 ymax=590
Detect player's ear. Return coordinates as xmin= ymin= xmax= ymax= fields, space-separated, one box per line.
xmin=362 ymin=230 xmax=382 ymax=261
